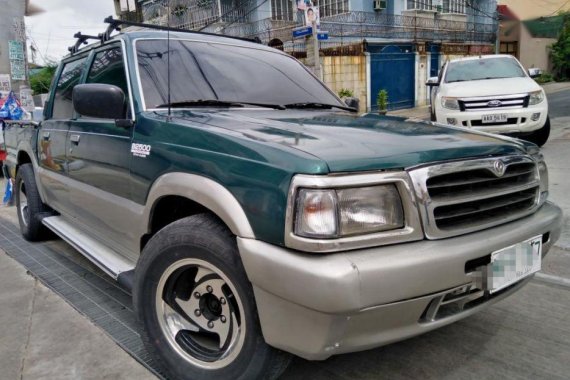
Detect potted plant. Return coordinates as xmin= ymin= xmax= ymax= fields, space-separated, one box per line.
xmin=377 ymin=89 xmax=388 ymax=115
xmin=338 ymin=88 xmax=354 ymax=99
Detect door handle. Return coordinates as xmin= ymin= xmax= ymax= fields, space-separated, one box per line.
xmin=70 ymin=134 xmax=81 ymax=144
xmin=42 ymin=132 xmax=50 ymax=140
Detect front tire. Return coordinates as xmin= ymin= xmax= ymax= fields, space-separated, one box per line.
xmin=133 ymin=214 xmax=291 ymax=380
xmin=525 ymin=117 xmax=551 ymax=147
xmin=15 ymin=164 xmax=51 ymax=241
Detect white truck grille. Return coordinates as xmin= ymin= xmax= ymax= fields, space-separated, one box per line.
xmin=458 ymin=93 xmax=529 ymax=111
xmin=409 ymin=156 xmax=540 ymax=239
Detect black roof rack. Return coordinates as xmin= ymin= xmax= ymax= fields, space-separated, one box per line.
xmin=68 ymin=16 xmax=260 ymax=54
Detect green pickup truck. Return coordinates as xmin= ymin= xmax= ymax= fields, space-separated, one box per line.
xmin=2 ymin=27 xmax=562 ymax=380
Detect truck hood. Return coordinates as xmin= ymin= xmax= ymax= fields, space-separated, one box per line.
xmin=441 ymin=77 xmax=541 ymax=98
xmin=168 ymin=110 xmax=529 ymax=173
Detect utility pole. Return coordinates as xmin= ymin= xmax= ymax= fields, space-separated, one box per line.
xmin=311 ymin=19 xmax=321 ymax=79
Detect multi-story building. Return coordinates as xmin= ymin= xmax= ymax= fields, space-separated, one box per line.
xmin=135 ymin=0 xmax=498 ymax=111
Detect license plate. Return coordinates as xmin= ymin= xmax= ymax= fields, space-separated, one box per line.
xmin=487 ymin=236 xmax=542 ymax=293
xmin=482 ymin=114 xmax=508 ymax=123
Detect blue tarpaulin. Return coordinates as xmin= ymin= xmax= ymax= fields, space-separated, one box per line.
xmin=0 ymin=91 xmax=24 ymax=120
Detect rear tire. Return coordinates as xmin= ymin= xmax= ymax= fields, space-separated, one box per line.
xmin=133 ymin=214 xmax=291 ymax=380
xmin=525 ymin=117 xmax=550 ymax=147
xmin=15 ymin=164 xmax=51 ymax=241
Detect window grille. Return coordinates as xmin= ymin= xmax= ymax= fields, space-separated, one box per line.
xmin=442 ymin=0 xmax=466 ymax=14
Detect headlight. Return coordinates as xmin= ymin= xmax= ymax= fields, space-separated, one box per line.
xmin=441 ymin=97 xmax=460 ymax=110
xmin=295 ymin=189 xmax=338 ymax=238
xmin=294 ymin=185 xmax=404 ymax=238
xmin=533 ymin=153 xmax=549 ymax=205
xmin=528 ymin=90 xmax=545 ymax=105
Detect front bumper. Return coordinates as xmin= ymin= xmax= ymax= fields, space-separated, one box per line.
xmin=238 ymin=202 xmax=562 ymax=360
xmin=435 ymin=104 xmax=548 ymax=134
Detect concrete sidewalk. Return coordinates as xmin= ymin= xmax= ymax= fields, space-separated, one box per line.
xmin=387 ymin=105 xmax=430 ymax=119
xmin=0 ymin=248 xmax=156 ymax=380
xmin=0 ymin=203 xmax=155 ymax=380
xmin=542 ymin=81 xmax=570 ymax=94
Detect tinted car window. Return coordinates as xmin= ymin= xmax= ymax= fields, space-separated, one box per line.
xmin=445 ymin=57 xmax=526 ymax=83
xmin=136 ymin=39 xmax=342 ymax=109
xmin=52 ymin=57 xmax=87 ymax=119
xmin=86 ymin=46 xmax=129 ymax=117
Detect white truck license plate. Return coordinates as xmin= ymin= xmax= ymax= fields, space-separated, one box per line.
xmin=488 ymin=236 xmax=542 ymax=293
xmin=482 ymin=114 xmax=508 ymax=123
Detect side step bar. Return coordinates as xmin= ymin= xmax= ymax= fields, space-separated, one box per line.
xmin=42 ymin=216 xmax=135 ymax=281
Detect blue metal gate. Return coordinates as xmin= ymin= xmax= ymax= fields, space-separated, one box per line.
xmin=369 ymin=44 xmax=415 ymax=111
xmin=429 ymin=44 xmax=441 ymax=78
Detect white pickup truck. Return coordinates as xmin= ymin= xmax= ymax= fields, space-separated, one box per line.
xmin=427 ymin=55 xmax=550 ymax=146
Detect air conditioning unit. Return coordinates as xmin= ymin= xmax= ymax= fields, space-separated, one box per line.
xmin=374 ymin=0 xmax=387 ymax=11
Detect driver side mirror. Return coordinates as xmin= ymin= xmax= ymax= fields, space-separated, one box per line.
xmin=73 ymin=84 xmax=126 ymax=120
xmin=426 ymin=77 xmax=440 ymax=86
xmin=528 ymin=68 xmax=542 ymax=79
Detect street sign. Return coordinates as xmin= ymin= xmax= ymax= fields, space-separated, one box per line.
xmin=8 ymin=41 xmax=24 ymax=61
xmin=317 ymin=31 xmax=329 ymax=40
xmin=292 ymin=26 xmax=312 ymax=38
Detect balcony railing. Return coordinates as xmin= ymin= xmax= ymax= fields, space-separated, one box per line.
xmin=139 ymin=3 xmax=496 ymax=45
xmin=141 ymin=0 xmax=255 ymax=31
xmin=220 ymin=11 xmax=496 ymax=45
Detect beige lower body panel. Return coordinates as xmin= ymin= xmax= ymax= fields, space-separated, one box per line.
xmin=252 ymin=277 xmax=530 ymax=360
xmin=238 ymin=202 xmax=562 ymax=360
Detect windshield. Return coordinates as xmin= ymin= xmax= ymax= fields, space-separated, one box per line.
xmin=445 ymin=57 xmax=526 ymax=83
xmin=135 ymin=39 xmax=343 ymax=109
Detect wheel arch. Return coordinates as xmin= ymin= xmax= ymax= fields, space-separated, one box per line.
xmin=140 ymin=172 xmax=256 ymax=251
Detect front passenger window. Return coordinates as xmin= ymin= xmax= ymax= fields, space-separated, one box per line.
xmin=86 ymin=46 xmax=130 ymax=118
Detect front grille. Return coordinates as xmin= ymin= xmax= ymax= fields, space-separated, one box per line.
xmin=409 ymin=156 xmax=540 ymax=239
xmin=458 ymin=94 xmax=529 ymax=112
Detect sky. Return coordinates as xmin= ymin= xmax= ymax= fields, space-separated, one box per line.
xmin=25 ymin=0 xmax=117 ymax=65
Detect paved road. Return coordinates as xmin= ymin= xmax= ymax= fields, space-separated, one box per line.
xmin=548 ymin=89 xmax=569 ymax=119
xmin=545 ymin=83 xmax=570 ymax=119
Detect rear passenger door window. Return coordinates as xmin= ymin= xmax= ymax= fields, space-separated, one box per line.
xmin=51 ymin=57 xmax=87 ymax=119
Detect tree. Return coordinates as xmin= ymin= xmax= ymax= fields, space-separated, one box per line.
xmin=29 ymin=64 xmax=57 ymax=95
xmin=551 ymin=12 xmax=570 ymax=80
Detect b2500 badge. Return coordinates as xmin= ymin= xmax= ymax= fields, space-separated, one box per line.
xmin=131 ymin=143 xmax=151 ymax=158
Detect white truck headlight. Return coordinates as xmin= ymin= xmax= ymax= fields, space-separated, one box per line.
xmin=294 ymin=185 xmax=404 ymax=238
xmin=528 ymin=90 xmax=545 ymax=105
xmin=441 ymin=97 xmax=460 ymax=110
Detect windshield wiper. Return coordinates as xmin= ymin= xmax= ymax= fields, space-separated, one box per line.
xmin=156 ymin=99 xmax=286 ymax=110
xmin=448 ymin=77 xmax=515 ymax=83
xmin=283 ymin=102 xmax=357 ymax=112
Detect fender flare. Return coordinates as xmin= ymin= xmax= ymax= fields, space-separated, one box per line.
xmin=14 ymin=141 xmax=49 ymax=204
xmin=142 ymin=172 xmax=255 ymax=239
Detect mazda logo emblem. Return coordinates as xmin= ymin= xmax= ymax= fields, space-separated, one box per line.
xmin=493 ymin=160 xmax=506 ymax=177
xmin=487 ymin=100 xmax=502 ymax=107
